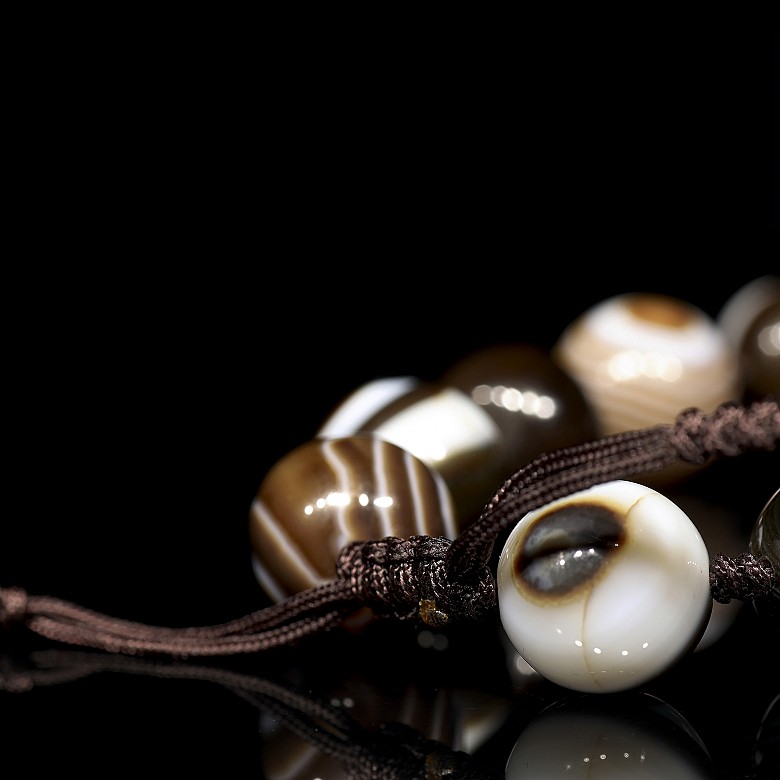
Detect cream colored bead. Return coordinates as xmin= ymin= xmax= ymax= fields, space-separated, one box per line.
xmin=553 ymin=293 xmax=743 ymax=436
xmin=497 ymin=480 xmax=712 ymax=693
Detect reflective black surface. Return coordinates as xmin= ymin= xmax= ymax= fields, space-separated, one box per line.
xmin=3 ymin=265 xmax=779 ymax=779
xmin=2 ymin=31 xmax=777 ymax=780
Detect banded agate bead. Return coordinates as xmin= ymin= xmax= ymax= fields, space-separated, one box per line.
xmin=249 ymin=434 xmax=457 ymax=602
xmin=318 ymin=377 xmax=504 ymax=528
xmin=749 ymin=487 xmax=780 ymax=627
xmin=497 ymin=480 xmax=712 ymax=693
xmin=318 ymin=346 xmax=600 ymax=528
xmin=552 ymin=293 xmax=743 ymax=436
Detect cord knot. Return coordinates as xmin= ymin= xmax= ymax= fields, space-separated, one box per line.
xmin=671 ymin=399 xmax=780 ymax=464
xmin=0 ymin=586 xmax=29 ymax=628
xmin=709 ymin=553 xmax=776 ymax=604
xmin=335 ymin=536 xmax=496 ymax=627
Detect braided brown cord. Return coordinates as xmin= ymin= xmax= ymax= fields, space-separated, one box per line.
xmin=446 ymin=399 xmax=780 ymax=579
xmin=0 ymin=582 xmax=357 ymax=656
xmin=670 ymin=400 xmax=780 ymax=463
xmin=0 ymin=586 xmax=28 ymax=626
xmin=710 ymin=553 xmax=776 ymax=604
xmin=1 ymin=399 xmax=778 ymax=656
xmin=445 ymin=425 xmax=672 ymax=577
xmin=336 ymin=536 xmax=496 ymax=626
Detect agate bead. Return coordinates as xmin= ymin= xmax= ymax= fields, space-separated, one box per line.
xmin=318 ymin=377 xmax=503 ymax=527
xmin=497 ymin=480 xmax=712 ymax=693
xmin=738 ymin=300 xmax=780 ymax=401
xmin=668 ymin=492 xmax=746 ymax=651
xmin=749 ymin=487 xmax=780 ymax=626
xmin=441 ymin=344 xmax=599 ymax=479
xmin=249 ymin=434 xmax=458 ymax=602
xmin=552 ymin=293 xmax=743 ymax=436
xmin=718 ymin=275 xmax=780 ymax=400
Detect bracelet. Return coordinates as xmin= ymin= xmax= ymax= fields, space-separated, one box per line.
xmin=1 ymin=280 xmax=778 ymax=697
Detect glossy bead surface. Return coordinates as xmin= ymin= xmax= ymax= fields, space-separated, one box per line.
xmin=739 ymin=300 xmax=780 ymax=401
xmin=718 ymin=275 xmax=780 ymax=400
xmin=497 ymin=480 xmax=712 ymax=693
xmin=318 ymin=377 xmax=503 ymax=527
xmin=441 ymin=344 xmax=599 ymax=479
xmin=506 ymin=693 xmax=713 ymax=778
xmin=749 ymin=487 xmax=780 ymax=625
xmin=249 ymin=434 xmax=458 ymax=602
xmin=552 ymin=293 xmax=743 ymax=436
xmin=668 ymin=492 xmax=746 ymax=651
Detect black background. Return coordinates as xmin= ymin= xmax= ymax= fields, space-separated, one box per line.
xmin=1 ymin=24 xmax=778 ymax=779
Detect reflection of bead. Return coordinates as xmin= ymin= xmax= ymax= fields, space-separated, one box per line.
xmin=249 ymin=434 xmax=457 ymax=602
xmin=441 ymin=343 xmax=599 ymax=480
xmin=506 ymin=693 xmax=713 ymax=778
xmin=749 ymin=487 xmax=780 ymax=626
xmin=497 ymin=480 xmax=712 ymax=693
xmin=552 ymin=293 xmax=743 ymax=436
xmin=318 ymin=377 xmax=503 ymax=527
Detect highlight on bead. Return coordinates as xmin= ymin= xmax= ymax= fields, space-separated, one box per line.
xmin=0 ymin=398 xmax=777 ymax=696
xmin=552 ymin=292 xmax=744 ymax=436
xmin=497 ymin=480 xmax=713 ymax=693
xmin=249 ymin=434 xmax=458 ymax=602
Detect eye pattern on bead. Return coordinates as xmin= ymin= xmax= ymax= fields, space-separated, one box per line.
xmin=515 ymin=503 xmax=626 ymax=598
xmin=497 ymin=480 xmax=713 ymax=693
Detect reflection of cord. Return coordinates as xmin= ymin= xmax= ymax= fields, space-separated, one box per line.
xmin=0 ymin=650 xmax=503 ymax=780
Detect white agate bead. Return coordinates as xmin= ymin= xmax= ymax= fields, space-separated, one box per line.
xmin=497 ymin=480 xmax=712 ymax=693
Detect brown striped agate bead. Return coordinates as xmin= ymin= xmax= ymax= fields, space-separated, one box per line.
xmin=249 ymin=434 xmax=458 ymax=602
xmin=317 ymin=377 xmax=503 ymax=529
